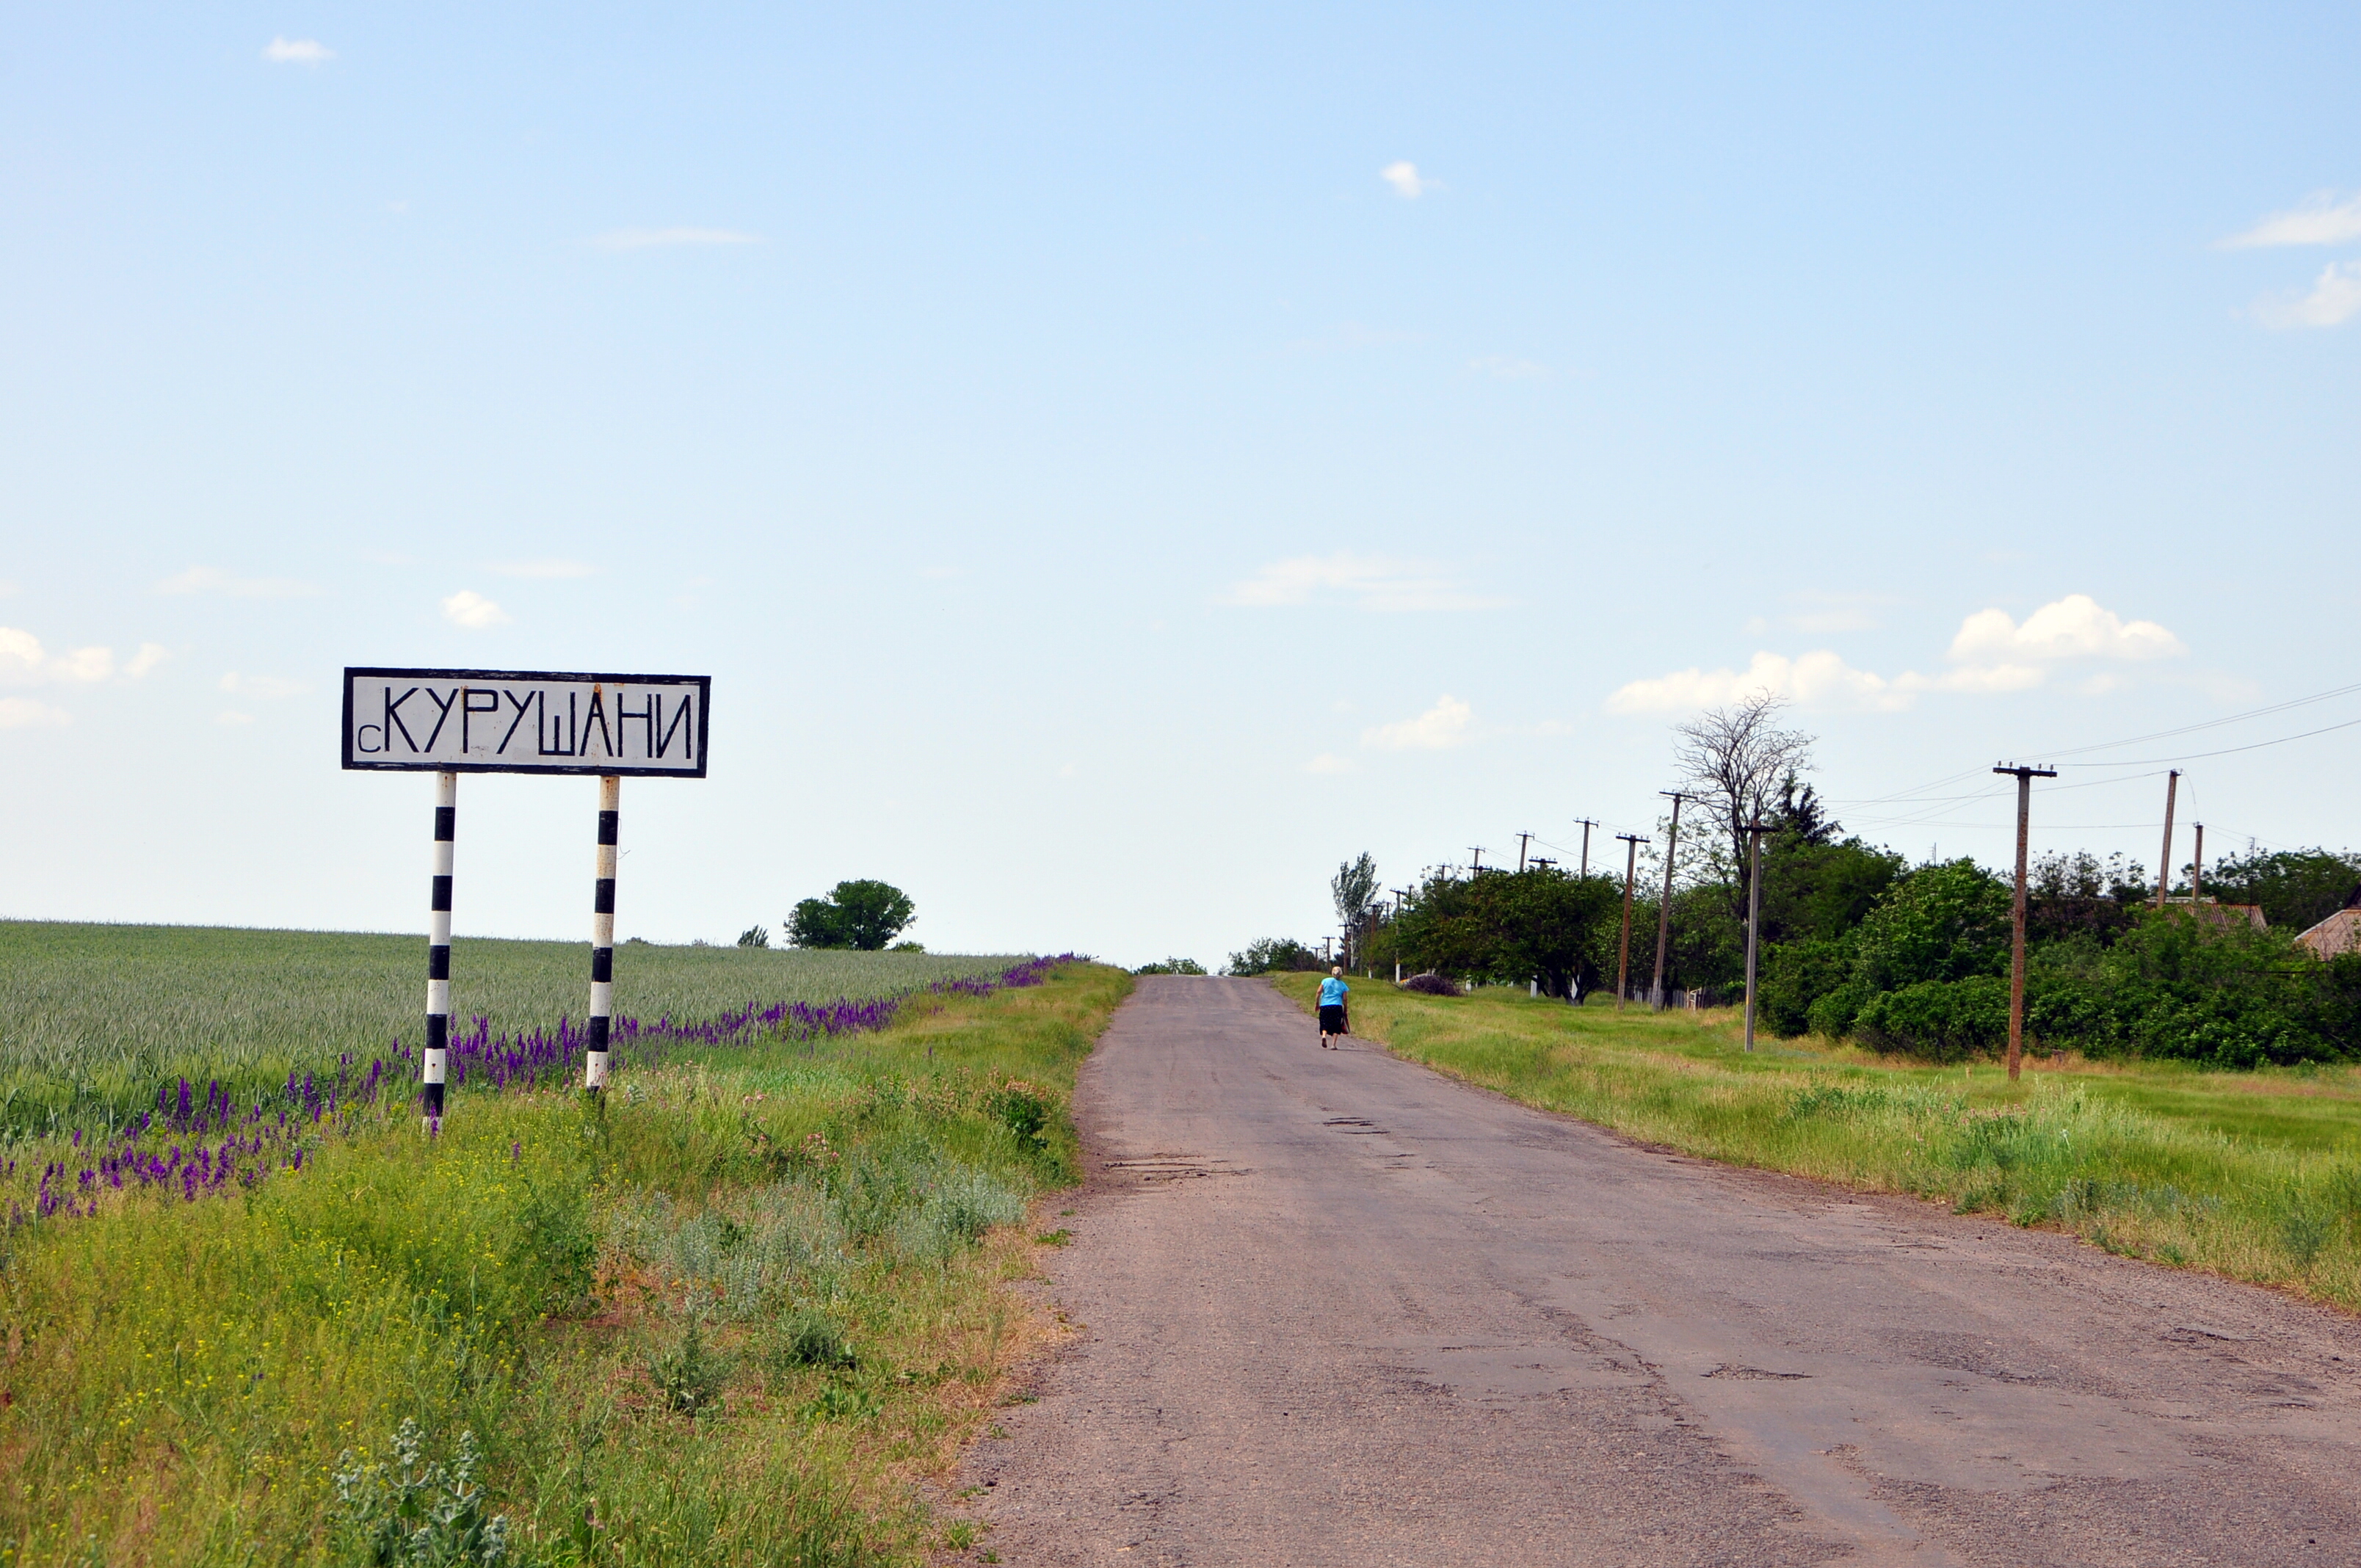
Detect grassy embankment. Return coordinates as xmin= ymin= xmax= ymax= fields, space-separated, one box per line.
xmin=1275 ymin=974 xmax=2361 ymax=1313
xmin=0 ymin=925 xmax=1128 ymax=1566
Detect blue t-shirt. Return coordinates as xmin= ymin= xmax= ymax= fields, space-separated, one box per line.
xmin=1319 ymin=976 xmax=1349 ymax=1007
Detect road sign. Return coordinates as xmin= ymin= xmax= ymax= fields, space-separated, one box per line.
xmin=341 ymin=667 xmax=709 ymax=777
xmin=344 ymin=664 xmax=712 ymax=1122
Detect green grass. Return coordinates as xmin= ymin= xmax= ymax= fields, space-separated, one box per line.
xmin=0 ymin=922 xmax=1023 ymax=1136
xmin=1280 ymin=975 xmax=2361 ymax=1313
xmin=0 ymin=956 xmax=1131 ymax=1567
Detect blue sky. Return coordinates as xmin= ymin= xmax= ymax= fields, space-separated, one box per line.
xmin=4 ymin=3 xmax=2358 ymax=967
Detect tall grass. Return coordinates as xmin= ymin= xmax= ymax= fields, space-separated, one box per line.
xmin=0 ymin=957 xmax=1130 ymax=1566
xmin=1280 ymin=976 xmax=2361 ymax=1313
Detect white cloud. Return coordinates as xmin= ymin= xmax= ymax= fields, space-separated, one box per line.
xmin=1222 ymin=552 xmax=1509 ymax=613
xmin=2222 ymin=192 xmax=2361 ymax=249
xmin=592 ymin=228 xmax=762 ymax=252
xmin=0 ymin=697 xmax=70 ymax=729
xmin=1365 ymin=694 xmax=1476 ymax=749
xmin=156 ymin=565 xmax=319 ymax=599
xmin=219 ymin=672 xmax=306 ymax=699
xmin=1380 ymin=161 xmax=1432 ymax=199
xmin=2247 ymin=262 xmax=2361 ymax=330
xmin=262 ymin=37 xmax=333 ymax=64
xmin=490 ymin=558 xmax=597 ymax=580
xmin=1609 ymin=651 xmax=1918 ymax=714
xmin=1302 ymin=752 xmax=1355 ymax=774
xmin=1608 ymin=593 xmax=2173 ymax=714
xmin=1946 ymin=594 xmax=2184 ymax=663
xmin=0 ymin=628 xmax=123 ymax=686
xmin=441 ymin=590 xmax=510 ymax=629
xmin=1468 ymin=355 xmax=1548 ymax=380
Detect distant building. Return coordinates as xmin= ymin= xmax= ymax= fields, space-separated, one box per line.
xmin=2166 ymin=899 xmax=2268 ymax=933
xmin=2297 ymin=909 xmax=2361 ymax=959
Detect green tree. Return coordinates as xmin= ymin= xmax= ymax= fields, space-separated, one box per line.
xmin=786 ymin=880 xmax=915 ymax=951
xmin=1378 ymin=867 xmax=1621 ymax=998
xmin=2201 ymin=848 xmax=2361 ymax=931
xmin=1225 ymin=938 xmax=1322 ymax=976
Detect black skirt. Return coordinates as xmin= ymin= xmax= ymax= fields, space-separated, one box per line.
xmin=1319 ymin=1004 xmax=1347 ymax=1034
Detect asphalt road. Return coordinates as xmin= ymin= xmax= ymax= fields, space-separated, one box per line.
xmin=950 ymin=976 xmax=2361 ymax=1566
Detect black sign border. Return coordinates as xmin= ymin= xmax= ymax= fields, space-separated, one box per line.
xmin=341 ymin=667 xmax=711 ymax=778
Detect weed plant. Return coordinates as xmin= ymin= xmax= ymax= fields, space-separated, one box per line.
xmin=0 ymin=957 xmax=1129 ymax=1566
xmin=1280 ymin=974 xmax=2361 ymax=1313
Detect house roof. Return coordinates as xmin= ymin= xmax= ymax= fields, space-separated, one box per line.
xmin=2297 ymin=908 xmax=2361 ymax=959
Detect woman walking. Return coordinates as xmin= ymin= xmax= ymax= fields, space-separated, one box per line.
xmin=1318 ymin=965 xmax=1350 ymax=1048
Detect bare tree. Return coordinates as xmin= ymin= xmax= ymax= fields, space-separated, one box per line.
xmin=1671 ymin=694 xmax=1816 ymax=910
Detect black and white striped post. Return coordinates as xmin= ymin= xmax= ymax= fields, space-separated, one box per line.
xmin=424 ymin=769 xmax=457 ymax=1127
xmin=585 ymin=774 xmax=620 ymax=1092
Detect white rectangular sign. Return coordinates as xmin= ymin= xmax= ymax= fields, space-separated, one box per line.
xmin=341 ymin=667 xmax=710 ymax=777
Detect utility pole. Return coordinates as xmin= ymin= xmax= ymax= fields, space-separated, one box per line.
xmin=1615 ymin=834 xmax=1647 ymax=1009
xmin=1517 ymin=832 xmax=1531 ymax=873
xmin=1575 ymin=819 xmax=1597 ymax=877
xmin=1470 ymin=846 xmax=1486 ymax=873
xmin=1650 ymin=793 xmax=1686 ymax=1009
xmin=1994 ymin=763 xmax=2057 ymax=1082
xmin=1741 ymin=821 xmax=1773 ymax=1053
xmin=2193 ymin=823 xmax=2205 ymax=903
xmin=2155 ymin=769 xmax=2180 ymax=907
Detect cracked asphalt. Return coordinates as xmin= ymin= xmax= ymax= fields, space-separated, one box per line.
xmin=948 ymin=976 xmax=2361 ymax=1566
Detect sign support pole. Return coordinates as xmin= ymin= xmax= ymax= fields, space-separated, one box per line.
xmin=585 ymin=774 xmax=620 ymax=1092
xmin=424 ymin=771 xmax=456 ymax=1128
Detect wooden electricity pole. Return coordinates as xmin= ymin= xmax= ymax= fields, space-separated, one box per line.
xmin=1575 ymin=819 xmax=1598 ymax=877
xmin=1615 ymin=833 xmax=1647 ymax=1009
xmin=2193 ymin=822 xmax=2205 ymax=903
xmin=1741 ymin=821 xmax=1773 ymax=1053
xmin=1994 ymin=763 xmax=2057 ymax=1081
xmin=1470 ymin=846 xmax=1487 ymax=873
xmin=2154 ymin=769 xmax=2180 ymax=907
xmin=1517 ymin=832 xmax=1532 ymax=873
xmin=1650 ymin=793 xmax=1686 ymax=1009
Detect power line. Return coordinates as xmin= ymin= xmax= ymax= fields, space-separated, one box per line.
xmin=1827 ymin=676 xmax=2361 ymax=811
xmin=2059 ymin=713 xmax=2361 ymax=767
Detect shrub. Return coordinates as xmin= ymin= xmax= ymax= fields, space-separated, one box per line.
xmin=983 ymin=1079 xmax=1055 ymax=1144
xmin=330 ymin=1419 xmax=512 ymax=1566
xmin=771 ymin=1308 xmax=857 ymax=1371
xmin=649 ymin=1318 xmax=732 ymax=1418
xmin=1758 ymin=936 xmax=1854 ymax=1037
xmin=895 ymin=1165 xmax=1026 ymax=1261
xmin=1852 ymin=976 xmax=2010 ymax=1060
xmin=1400 ymin=973 xmax=1459 ymax=997
xmin=1134 ymin=957 xmax=1208 ymax=975
xmin=1849 ymin=860 xmax=2012 ymax=992
xmin=1807 ymin=981 xmax=1870 ymax=1039
xmin=506 ymin=1182 xmax=598 ymax=1317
